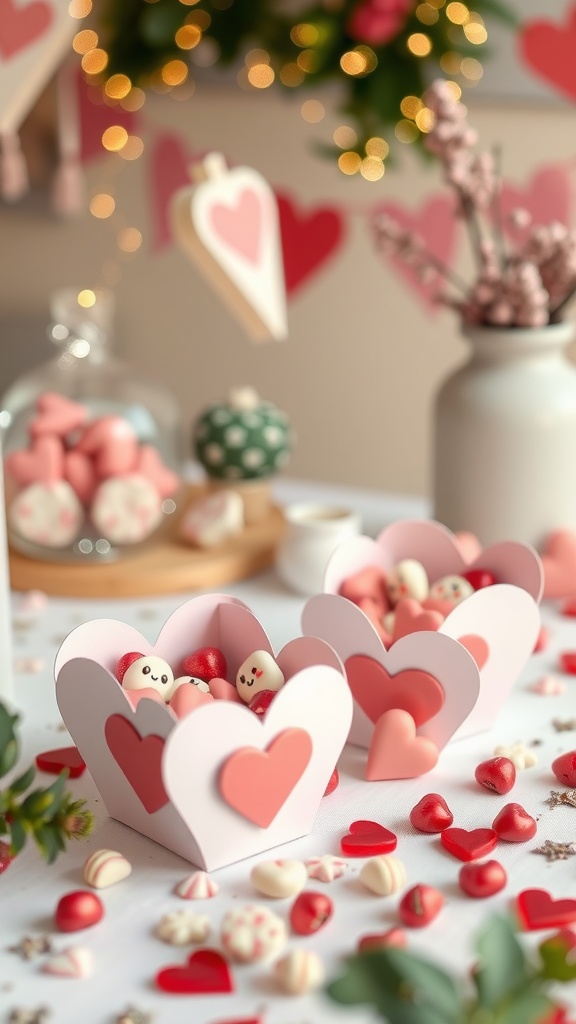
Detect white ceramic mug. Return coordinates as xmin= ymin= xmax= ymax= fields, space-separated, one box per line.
xmin=276 ymin=503 xmax=361 ymax=596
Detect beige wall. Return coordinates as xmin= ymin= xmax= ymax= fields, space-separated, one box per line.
xmin=1 ymin=85 xmax=574 ymax=496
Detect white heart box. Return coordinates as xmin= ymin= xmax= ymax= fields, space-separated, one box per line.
xmin=56 ymin=595 xmax=352 ymax=870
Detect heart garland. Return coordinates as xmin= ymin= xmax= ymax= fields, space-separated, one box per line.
xmin=519 ymin=5 xmax=576 ymax=102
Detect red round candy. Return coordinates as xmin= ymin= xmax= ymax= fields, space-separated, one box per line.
xmin=358 ymin=927 xmax=407 ymax=952
xmin=560 ymin=652 xmax=576 ymax=675
xmin=462 ymin=568 xmax=497 ymax=590
xmin=399 ymin=884 xmax=443 ymax=928
xmin=552 ymin=750 xmax=576 ymax=787
xmin=324 ymin=768 xmax=339 ymax=796
xmin=459 ymin=859 xmax=507 ymax=898
xmin=55 ymin=890 xmax=104 ymax=932
xmin=474 ymin=756 xmax=516 ymax=795
xmin=290 ymin=891 xmax=333 ymax=935
xmin=409 ymin=793 xmax=453 ymax=833
xmin=492 ymin=802 xmax=537 ymax=842
xmin=248 ymin=689 xmax=276 ymax=717
xmin=182 ymin=646 xmax=227 ymax=682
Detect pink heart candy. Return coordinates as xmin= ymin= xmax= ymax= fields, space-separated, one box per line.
xmin=366 ymin=708 xmax=439 ymax=781
xmin=392 ymin=598 xmax=444 ymax=643
xmin=5 ymin=435 xmax=64 ymax=486
xmin=169 ymin=683 xmax=214 ymax=719
xmin=137 ymin=445 xmax=179 ymax=499
xmin=30 ymin=393 xmax=87 ymax=438
xmin=64 ymin=450 xmax=97 ymax=505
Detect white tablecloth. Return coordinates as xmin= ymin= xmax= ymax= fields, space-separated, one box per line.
xmin=1 ymin=480 xmax=575 ymax=1024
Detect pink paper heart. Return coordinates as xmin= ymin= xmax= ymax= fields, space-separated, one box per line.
xmin=104 ymin=714 xmax=169 ymax=814
xmin=0 ymin=0 xmax=53 ymax=60
xmin=276 ymin=193 xmax=346 ymax=295
xmin=457 ymin=633 xmax=489 ymax=670
xmin=519 ymin=7 xmax=576 ymax=102
xmin=540 ymin=529 xmax=576 ymax=599
xmin=31 ymin=393 xmax=88 ymax=438
xmin=392 ymin=598 xmax=444 ymax=642
xmin=499 ymin=166 xmax=571 ymax=248
xmin=374 ymin=194 xmax=458 ymax=310
xmin=210 ymin=188 xmax=262 ymax=263
xmin=344 ymin=654 xmax=444 ymax=727
xmin=5 ymin=435 xmax=64 ymax=486
xmin=366 ymin=708 xmax=439 ymax=781
xmin=219 ymin=728 xmax=313 ymax=828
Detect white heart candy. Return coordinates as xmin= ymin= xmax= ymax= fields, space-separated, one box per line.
xmin=250 ymin=858 xmax=307 ymax=898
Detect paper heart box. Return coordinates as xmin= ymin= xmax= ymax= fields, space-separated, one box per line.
xmin=310 ymin=519 xmax=543 ymax=747
xmin=55 ymin=595 xmax=352 ymax=870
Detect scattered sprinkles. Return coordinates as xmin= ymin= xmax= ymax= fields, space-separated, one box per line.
xmin=8 ymin=1010 xmax=50 ymax=1024
xmin=545 ymin=789 xmax=576 ymax=809
xmin=552 ymin=718 xmax=576 ymax=732
xmin=8 ymin=935 xmax=53 ymax=960
xmin=114 ymin=1008 xmax=153 ymax=1024
xmin=532 ymin=840 xmax=576 ymax=862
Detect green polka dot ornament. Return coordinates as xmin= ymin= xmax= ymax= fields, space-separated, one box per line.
xmin=193 ymin=387 xmax=292 ymax=482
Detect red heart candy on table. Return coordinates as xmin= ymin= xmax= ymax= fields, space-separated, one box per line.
xmin=344 ymin=655 xmax=444 ymax=727
xmin=492 ymin=802 xmax=537 ymax=842
xmin=459 ymin=859 xmax=507 ymax=898
xmin=399 ymin=884 xmax=443 ymax=928
xmin=289 ymin=890 xmax=333 ymax=935
xmin=35 ymin=745 xmax=86 ymax=778
xmin=441 ymin=827 xmax=498 ymax=862
xmin=5 ymin=435 xmax=64 ymax=486
xmin=357 ymin=928 xmax=407 ymax=951
xmin=409 ymin=793 xmax=453 ymax=833
xmin=392 ymin=598 xmax=444 ymax=642
xmin=475 ymin=756 xmax=516 ymax=795
xmin=340 ymin=819 xmax=397 ymax=857
xmin=156 ymin=948 xmax=234 ymax=994
xmin=104 ymin=715 xmax=169 ymax=814
xmin=366 ymin=708 xmax=439 ymax=781
xmin=517 ymin=889 xmax=576 ymax=931
xmin=55 ymin=890 xmax=104 ymax=932
xmin=183 ymin=646 xmax=227 ymax=681
xmin=31 ymin=393 xmax=87 ymax=438
xmin=552 ymin=750 xmax=576 ymax=787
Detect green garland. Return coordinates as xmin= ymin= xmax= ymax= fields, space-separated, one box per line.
xmin=99 ymin=0 xmax=517 ymax=162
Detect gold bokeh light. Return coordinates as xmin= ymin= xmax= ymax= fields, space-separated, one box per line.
xmin=360 ymin=156 xmax=384 ymax=181
xmin=279 ymin=63 xmax=305 ymax=86
xmin=119 ymin=136 xmax=145 ymax=161
xmin=446 ymin=2 xmax=469 ymax=23
xmin=290 ymin=23 xmax=319 ymax=47
xmin=69 ymin=0 xmax=92 ymax=17
xmin=73 ymin=29 xmax=98 ymax=54
xmin=102 ymin=125 xmax=128 ymax=152
xmin=407 ymin=33 xmax=432 ymax=56
xmin=118 ymin=228 xmax=143 ymax=253
xmin=461 ymin=56 xmax=483 ymax=79
xmin=121 ymin=87 xmax=146 ymax=111
xmin=77 ymin=289 xmax=96 ymax=308
xmin=415 ymin=107 xmax=436 ymax=132
xmin=338 ymin=152 xmax=361 ymax=175
xmin=247 ymin=63 xmax=275 ymax=88
xmin=301 ymin=100 xmax=325 ymax=123
xmin=400 ymin=95 xmax=423 ymax=118
xmin=162 ymin=60 xmax=189 ymax=86
xmin=176 ymin=24 xmax=202 ymax=49
xmin=89 ymin=193 xmax=115 ymax=218
xmin=340 ymin=50 xmax=368 ymax=76
xmin=81 ymin=48 xmax=109 ymax=75
xmin=333 ymin=125 xmax=357 ymax=149
xmin=104 ymin=74 xmax=132 ymax=100
xmin=365 ymin=137 xmax=389 ymax=159
xmin=416 ymin=4 xmax=439 ymax=24
xmin=395 ymin=119 xmax=419 ymax=143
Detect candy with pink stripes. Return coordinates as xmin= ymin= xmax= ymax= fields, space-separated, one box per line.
xmin=83 ymin=849 xmax=132 ymax=889
xmin=360 ymin=854 xmax=407 ymax=896
xmin=9 ymin=481 xmax=83 ymax=547
xmin=306 ymin=855 xmax=347 ymax=883
xmin=221 ymin=904 xmax=287 ymax=963
xmin=530 ymin=675 xmax=566 ymax=695
xmin=90 ymin=474 xmax=163 ymax=544
xmin=174 ymin=870 xmax=219 ymax=900
xmin=42 ymin=946 xmax=94 ymax=978
xmin=275 ymin=949 xmax=325 ymax=994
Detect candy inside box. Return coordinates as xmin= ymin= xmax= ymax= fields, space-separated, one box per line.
xmin=302 ymin=518 xmax=543 ymax=766
xmin=55 ymin=595 xmax=353 ymax=871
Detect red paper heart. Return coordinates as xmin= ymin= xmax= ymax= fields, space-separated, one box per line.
xmin=219 ymin=728 xmax=312 ymax=828
xmin=276 ymin=192 xmax=345 ymax=295
xmin=0 ymin=0 xmax=53 ymax=60
xmin=341 ymin=819 xmax=397 ymax=857
xmin=104 ymin=715 xmax=169 ymax=814
xmin=374 ymin=194 xmax=458 ymax=310
xmin=517 ymin=889 xmax=576 ymax=931
xmin=156 ymin=948 xmax=234 ymax=994
xmin=520 ymin=7 xmax=576 ymax=101
xmin=344 ymin=654 xmax=444 ymax=727
xmin=441 ymin=827 xmax=497 ymax=862
xmin=210 ymin=188 xmax=262 ymax=263
xmin=499 ymin=166 xmax=571 ymax=248
xmin=541 ymin=530 xmax=576 ymax=599
xmin=457 ymin=634 xmax=489 ymax=670
xmin=36 ymin=746 xmax=86 ymax=779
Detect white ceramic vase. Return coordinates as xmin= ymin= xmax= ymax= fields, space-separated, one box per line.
xmin=433 ymin=321 xmax=576 ymax=548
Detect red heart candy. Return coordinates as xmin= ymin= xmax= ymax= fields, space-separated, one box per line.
xmin=492 ymin=802 xmax=537 ymax=842
xmin=182 ymin=646 xmax=227 ymax=682
xmin=517 ymin=889 xmax=576 ymax=931
xmin=55 ymin=890 xmax=104 ymax=932
xmin=289 ymin=891 xmax=333 ymax=935
xmin=441 ymin=827 xmax=497 ymax=862
xmin=409 ymin=793 xmax=453 ymax=833
xmin=341 ymin=820 xmax=397 ymax=857
xmin=462 ymin=568 xmax=498 ymax=590
xmin=35 ymin=745 xmax=86 ymax=779
xmin=399 ymin=884 xmax=443 ymax=928
xmin=459 ymin=859 xmax=507 ymax=898
xmin=357 ymin=928 xmax=407 ymax=952
xmin=552 ymin=750 xmax=576 ymax=787
xmin=559 ymin=652 xmax=576 ymax=675
xmin=156 ymin=948 xmax=234 ymax=994
xmin=5 ymin=435 xmax=64 ymax=486
xmin=475 ymin=756 xmax=516 ymax=795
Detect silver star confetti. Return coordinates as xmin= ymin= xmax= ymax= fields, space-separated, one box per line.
xmin=114 ymin=1007 xmax=154 ymax=1024
xmin=8 ymin=936 xmax=53 ymax=960
xmin=552 ymin=718 xmax=576 ymax=732
xmin=545 ymin=789 xmax=576 ymax=809
xmin=533 ymin=840 xmax=576 ymax=862
xmin=8 ymin=1008 xmax=50 ymax=1024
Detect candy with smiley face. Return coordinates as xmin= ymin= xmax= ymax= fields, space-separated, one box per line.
xmin=386 ymin=559 xmax=429 ymax=605
xmin=116 ymin=652 xmax=174 ymax=702
xmin=236 ymin=650 xmax=284 ymax=703
xmin=429 ymin=574 xmax=473 ymax=606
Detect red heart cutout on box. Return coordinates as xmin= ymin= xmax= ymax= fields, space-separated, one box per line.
xmin=341 ymin=819 xmax=397 ymax=857
xmin=104 ymin=715 xmax=169 ymax=814
xmin=441 ymin=827 xmax=497 ymax=862
xmin=517 ymin=889 xmax=576 ymax=931
xmin=541 ymin=530 xmax=576 ymax=599
xmin=392 ymin=599 xmax=444 ymax=642
xmin=219 ymin=728 xmax=312 ymax=828
xmin=457 ymin=634 xmax=489 ymax=670
xmin=276 ymin=192 xmax=345 ymax=295
xmin=345 ymin=654 xmax=444 ymax=727
xmin=367 ymin=708 xmax=439 ymax=781
xmin=0 ymin=0 xmax=53 ymax=60
xmin=519 ymin=7 xmax=576 ymax=102
xmin=35 ymin=745 xmax=86 ymax=779
xmin=156 ymin=948 xmax=234 ymax=994
xmin=210 ymin=188 xmax=262 ymax=264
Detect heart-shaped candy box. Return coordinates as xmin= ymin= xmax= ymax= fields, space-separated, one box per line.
xmin=314 ymin=519 xmax=542 ymax=748
xmin=55 ymin=594 xmax=352 ymax=870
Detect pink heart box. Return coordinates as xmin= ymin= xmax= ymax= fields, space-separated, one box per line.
xmin=55 ymin=594 xmax=352 ymax=870
xmin=314 ymin=519 xmax=543 ymax=745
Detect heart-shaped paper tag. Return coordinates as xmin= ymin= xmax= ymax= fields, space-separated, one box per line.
xmin=219 ymin=728 xmax=313 ymax=828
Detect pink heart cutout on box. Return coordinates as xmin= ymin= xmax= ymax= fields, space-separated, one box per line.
xmin=366 ymin=709 xmax=439 ymax=781
xmin=0 ymin=0 xmax=53 ymax=61
xmin=210 ymin=187 xmax=262 ymax=264
xmin=104 ymin=714 xmax=169 ymax=814
xmin=519 ymin=7 xmax=576 ymax=102
xmin=540 ymin=529 xmax=576 ymax=599
xmin=344 ymin=655 xmax=444 ymax=727
xmin=219 ymin=728 xmax=313 ymax=828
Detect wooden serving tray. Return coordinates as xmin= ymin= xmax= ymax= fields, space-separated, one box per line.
xmin=8 ymin=485 xmax=286 ymax=598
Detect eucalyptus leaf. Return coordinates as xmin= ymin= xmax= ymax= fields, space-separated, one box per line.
xmin=494 ymin=990 xmax=553 ymax=1024
xmin=34 ymin=825 xmax=61 ymax=865
xmin=9 ymin=765 xmax=36 ymax=795
xmin=8 ymin=817 xmax=27 ymax=855
xmin=539 ymin=932 xmax=576 ymax=983
xmin=473 ymin=917 xmax=530 ymax=1009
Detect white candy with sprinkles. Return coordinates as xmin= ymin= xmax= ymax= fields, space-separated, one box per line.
xmin=174 ymin=871 xmax=219 ymax=900
xmin=9 ymin=481 xmax=83 ymax=548
xmin=90 ymin=474 xmax=162 ymax=545
xmin=220 ymin=904 xmax=287 ymax=963
xmin=155 ymin=910 xmax=210 ymax=945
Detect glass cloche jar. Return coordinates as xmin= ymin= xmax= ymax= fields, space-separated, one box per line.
xmin=1 ymin=288 xmax=183 ymax=562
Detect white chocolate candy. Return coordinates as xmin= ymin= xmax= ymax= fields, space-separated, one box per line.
xmin=175 ymin=871 xmax=219 ymax=899
xmin=236 ymin=650 xmax=284 ymax=703
xmin=494 ymin=742 xmax=538 ymax=770
xmin=170 ymin=675 xmax=210 ymax=700
xmin=42 ymin=946 xmax=94 ymax=979
xmin=428 ymin=574 xmax=473 ymax=605
xmin=359 ymin=855 xmax=407 ymax=896
xmin=122 ymin=655 xmax=174 ymax=702
xmin=250 ymin=859 xmax=307 ymax=898
xmin=83 ymin=849 xmax=132 ymax=889
xmin=275 ymin=950 xmax=325 ymax=995
xmin=306 ymin=855 xmax=347 ymax=883
xmin=90 ymin=473 xmax=163 ymax=545
xmin=387 ymin=559 xmax=429 ymax=605
xmin=155 ymin=910 xmax=211 ymax=945
xmin=9 ymin=481 xmax=83 ymax=548
xmin=180 ymin=489 xmax=244 ymax=548
xmin=221 ymin=904 xmax=287 ymax=963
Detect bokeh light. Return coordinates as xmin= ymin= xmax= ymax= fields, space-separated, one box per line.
xmin=301 ymin=99 xmax=325 ymax=123
xmin=102 ymin=125 xmax=128 ymax=152
xmin=89 ymin=193 xmax=115 ymax=218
